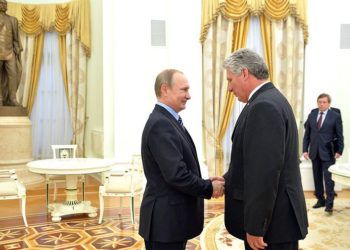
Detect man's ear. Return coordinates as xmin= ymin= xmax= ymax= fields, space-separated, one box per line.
xmin=242 ymin=68 xmax=249 ymax=80
xmin=160 ymin=83 xmax=168 ymax=96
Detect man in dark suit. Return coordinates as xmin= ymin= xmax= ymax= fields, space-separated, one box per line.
xmin=139 ymin=69 xmax=225 ymax=250
xmin=303 ymin=93 xmax=344 ymax=214
xmin=222 ymin=48 xmax=308 ymax=250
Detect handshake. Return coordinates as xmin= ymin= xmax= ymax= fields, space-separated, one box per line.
xmin=210 ymin=176 xmax=225 ymax=198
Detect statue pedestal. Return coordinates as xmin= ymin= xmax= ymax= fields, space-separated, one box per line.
xmin=0 ymin=107 xmax=44 ymax=187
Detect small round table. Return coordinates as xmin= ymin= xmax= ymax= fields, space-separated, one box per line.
xmin=329 ymin=163 xmax=350 ymax=186
xmin=27 ymin=158 xmax=116 ymax=222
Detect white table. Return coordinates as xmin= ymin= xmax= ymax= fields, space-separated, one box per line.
xmin=329 ymin=163 xmax=350 ymax=186
xmin=27 ymin=158 xmax=116 ymax=222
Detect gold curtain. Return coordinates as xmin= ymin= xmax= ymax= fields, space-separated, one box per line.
xmin=202 ymin=14 xmax=234 ymax=177
xmin=26 ymin=32 xmax=44 ymax=115
xmin=65 ymin=31 xmax=88 ymax=157
xmin=202 ymin=15 xmax=250 ymax=177
xmin=58 ymin=35 xmax=69 ymax=98
xmin=259 ymin=14 xmax=274 ymax=83
xmin=8 ymin=0 xmax=90 ymax=154
xmin=7 ymin=0 xmax=91 ymax=57
xmin=201 ymin=0 xmax=307 ymax=176
xmin=215 ymin=16 xmax=250 ymax=176
xmin=201 ymin=0 xmax=308 ymax=44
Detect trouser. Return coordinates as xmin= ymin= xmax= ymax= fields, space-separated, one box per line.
xmin=144 ymin=240 xmax=187 ymax=250
xmin=0 ymin=56 xmax=19 ymax=103
xmin=312 ymin=154 xmax=335 ymax=207
xmin=244 ymin=240 xmax=298 ymax=250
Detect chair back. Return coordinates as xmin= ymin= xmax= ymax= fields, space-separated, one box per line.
xmin=0 ymin=169 xmax=24 ymax=198
xmin=51 ymin=145 xmax=77 ymax=159
xmin=103 ymin=154 xmax=144 ymax=194
xmin=0 ymin=169 xmax=28 ymax=226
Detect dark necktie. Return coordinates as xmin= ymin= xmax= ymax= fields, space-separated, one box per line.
xmin=178 ymin=116 xmax=185 ymax=130
xmin=317 ymin=112 xmax=324 ymax=130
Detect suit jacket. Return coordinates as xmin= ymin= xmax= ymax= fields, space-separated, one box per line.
xmin=224 ymin=83 xmax=308 ymax=243
xmin=139 ymin=104 xmax=213 ymax=242
xmin=303 ymin=108 xmax=344 ymax=161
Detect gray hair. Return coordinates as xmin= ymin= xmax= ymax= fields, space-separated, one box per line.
xmin=223 ymin=48 xmax=269 ymax=80
xmin=154 ymin=69 xmax=183 ymax=97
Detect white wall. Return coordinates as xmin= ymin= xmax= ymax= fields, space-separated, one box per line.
xmin=96 ymin=0 xmax=350 ymax=183
xmin=305 ymin=0 xmax=350 ymax=163
xmin=102 ymin=0 xmax=202 ymax=162
xmin=85 ymin=0 xmax=103 ymax=157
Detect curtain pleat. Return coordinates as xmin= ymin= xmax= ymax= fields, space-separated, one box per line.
xmin=203 ymin=14 xmax=234 ymax=177
xmin=8 ymin=0 xmax=90 ymax=57
xmin=259 ymin=14 xmax=274 ymax=83
xmin=201 ymin=0 xmax=308 ymax=44
xmin=26 ymin=32 xmax=44 ymax=115
xmin=58 ymin=35 xmax=69 ymax=99
xmin=66 ymin=32 xmax=87 ymax=156
xmin=214 ymin=16 xmax=250 ymax=176
xmin=7 ymin=0 xmax=89 ymax=155
xmin=202 ymin=0 xmax=307 ymax=176
xmin=202 ymin=15 xmax=250 ymax=177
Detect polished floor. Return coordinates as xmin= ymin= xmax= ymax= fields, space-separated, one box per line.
xmin=0 ymin=176 xmax=349 ymax=249
xmin=0 ymin=176 xmax=224 ymax=249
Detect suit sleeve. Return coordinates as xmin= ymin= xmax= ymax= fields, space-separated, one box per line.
xmin=334 ymin=114 xmax=344 ymax=154
xmin=147 ymin=119 xmax=213 ymax=199
xmin=243 ymin=102 xmax=285 ymax=236
xmin=302 ymin=115 xmax=311 ymax=153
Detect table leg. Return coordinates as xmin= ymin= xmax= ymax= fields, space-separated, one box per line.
xmin=49 ymin=174 xmax=97 ymax=222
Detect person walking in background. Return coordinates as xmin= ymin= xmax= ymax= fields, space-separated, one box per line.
xmin=139 ymin=69 xmax=225 ymax=250
xmin=303 ymin=93 xmax=344 ymax=214
xmin=223 ymin=48 xmax=308 ymax=250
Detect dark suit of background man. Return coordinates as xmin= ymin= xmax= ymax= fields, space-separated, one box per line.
xmin=139 ymin=69 xmax=225 ymax=250
xmin=222 ymin=48 xmax=308 ymax=250
xmin=303 ymin=93 xmax=344 ymax=214
xmin=0 ymin=0 xmax=22 ymax=106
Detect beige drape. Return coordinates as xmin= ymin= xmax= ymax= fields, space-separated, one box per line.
xmin=65 ymin=32 xmax=87 ymax=157
xmin=271 ymin=16 xmax=305 ymax=129
xmin=259 ymin=15 xmax=274 ymax=83
xmin=8 ymin=0 xmax=90 ymax=56
xmin=58 ymin=35 xmax=69 ymax=100
xmin=201 ymin=0 xmax=308 ymax=176
xmin=201 ymin=0 xmax=308 ymax=44
xmin=203 ymin=14 xmax=250 ymax=177
xmin=8 ymin=0 xmax=90 ymax=155
xmin=26 ymin=32 xmax=44 ymax=115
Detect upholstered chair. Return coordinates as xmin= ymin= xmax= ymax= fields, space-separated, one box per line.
xmin=0 ymin=169 xmax=28 ymax=227
xmin=99 ymin=155 xmax=144 ymax=224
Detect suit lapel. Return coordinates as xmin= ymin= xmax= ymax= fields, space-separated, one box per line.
xmin=310 ymin=110 xmax=318 ymax=129
xmin=154 ymin=105 xmax=200 ymax=164
xmin=231 ymin=82 xmax=275 ymax=140
xmin=320 ymin=109 xmax=333 ymax=131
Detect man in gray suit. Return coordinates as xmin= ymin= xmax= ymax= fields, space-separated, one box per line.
xmin=303 ymin=93 xmax=344 ymax=214
xmin=223 ymin=49 xmax=308 ymax=250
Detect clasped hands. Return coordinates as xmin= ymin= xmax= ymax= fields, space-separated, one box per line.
xmin=210 ymin=176 xmax=225 ymax=198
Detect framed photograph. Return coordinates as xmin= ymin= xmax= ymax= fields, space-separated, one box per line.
xmin=58 ymin=148 xmax=73 ymax=158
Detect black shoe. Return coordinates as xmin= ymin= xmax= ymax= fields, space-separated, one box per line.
xmin=312 ymin=200 xmax=325 ymax=208
xmin=325 ymin=206 xmax=333 ymax=214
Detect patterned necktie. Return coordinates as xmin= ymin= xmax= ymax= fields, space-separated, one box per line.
xmin=317 ymin=112 xmax=324 ymax=130
xmin=178 ymin=116 xmax=185 ymax=130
